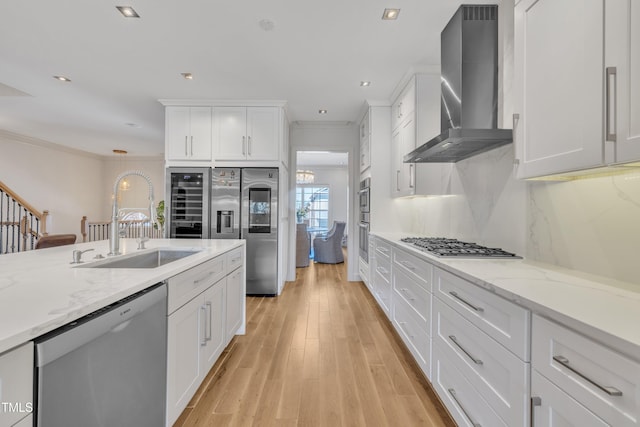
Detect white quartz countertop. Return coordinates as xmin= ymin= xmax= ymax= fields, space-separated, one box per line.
xmin=372 ymin=232 xmax=640 ymax=361
xmin=0 ymin=238 xmax=244 ymax=355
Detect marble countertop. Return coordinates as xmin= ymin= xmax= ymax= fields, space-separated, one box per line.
xmin=0 ymin=238 xmax=244 ymax=355
xmin=372 ymin=232 xmax=640 ymax=361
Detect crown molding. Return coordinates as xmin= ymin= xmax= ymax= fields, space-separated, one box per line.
xmin=0 ymin=129 xmax=103 ymax=160
xmin=158 ymin=99 xmax=288 ymax=108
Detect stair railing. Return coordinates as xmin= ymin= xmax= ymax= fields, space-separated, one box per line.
xmin=81 ymin=216 xmax=163 ymax=242
xmin=0 ymin=180 xmax=49 ymax=253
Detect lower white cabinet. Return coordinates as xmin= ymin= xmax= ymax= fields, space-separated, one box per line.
xmin=532 ymin=315 xmax=640 ymax=427
xmin=433 ymin=344 xmax=508 ymax=427
xmin=532 ymin=371 xmax=608 ymax=427
xmin=225 ymin=267 xmax=243 ymax=344
xmin=166 ymin=249 xmax=245 ymax=426
xmin=0 ymin=342 xmax=33 ymax=427
xmin=166 ymin=278 xmax=225 ymax=426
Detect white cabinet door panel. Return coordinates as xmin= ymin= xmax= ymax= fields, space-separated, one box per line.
xmin=514 ymin=0 xmax=604 ymax=178
xmin=532 ymin=371 xmax=609 ymax=427
xmin=213 ymin=107 xmax=247 ymax=160
xmin=246 ymin=107 xmax=279 ymax=160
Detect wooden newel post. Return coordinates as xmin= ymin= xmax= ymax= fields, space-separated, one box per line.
xmin=41 ymin=210 xmax=49 ymax=236
xmin=81 ymin=216 xmax=87 ymax=243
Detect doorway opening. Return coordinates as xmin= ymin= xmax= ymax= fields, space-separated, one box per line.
xmin=294 ymin=151 xmax=349 ymax=268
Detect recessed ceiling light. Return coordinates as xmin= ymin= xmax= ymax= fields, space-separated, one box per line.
xmin=382 ymin=8 xmax=400 ymax=20
xmin=319 ymin=109 xmax=327 ymax=114
xmin=181 ymin=73 xmax=193 ymax=80
xmin=53 ymin=76 xmax=71 ymax=82
xmin=125 ymin=122 xmax=141 ymax=128
xmin=116 ymin=6 xmax=140 ymax=18
xmin=360 ymin=81 xmax=371 ymax=87
xmin=259 ymin=19 xmax=275 ymax=31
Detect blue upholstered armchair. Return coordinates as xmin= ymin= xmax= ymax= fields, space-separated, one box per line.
xmin=313 ymin=221 xmax=346 ymax=264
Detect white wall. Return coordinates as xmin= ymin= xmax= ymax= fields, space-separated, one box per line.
xmin=0 ymin=131 xmax=105 ymax=241
xmin=0 ymin=131 xmax=165 ymax=242
xmin=102 ymin=157 xmax=165 ymax=219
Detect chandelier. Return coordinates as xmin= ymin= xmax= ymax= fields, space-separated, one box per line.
xmin=296 ymin=170 xmax=315 ymax=184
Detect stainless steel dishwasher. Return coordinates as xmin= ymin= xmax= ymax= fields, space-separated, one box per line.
xmin=34 ymin=283 xmax=167 ymax=427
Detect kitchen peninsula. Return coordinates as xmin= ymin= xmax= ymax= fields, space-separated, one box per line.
xmin=0 ymin=238 xmax=245 ymax=427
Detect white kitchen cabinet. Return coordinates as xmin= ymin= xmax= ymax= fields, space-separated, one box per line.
xmin=434 ymin=297 xmax=529 ymax=426
xmin=359 ymin=109 xmax=371 ymax=173
xmin=433 ymin=344 xmax=509 ymax=427
xmin=166 ymin=106 xmax=212 ymax=161
xmin=390 ymin=74 xmax=451 ymax=197
xmin=0 ymin=342 xmax=33 ymax=427
xmin=514 ymin=0 xmax=640 ymax=179
xmin=532 ymin=315 xmax=640 ymax=426
xmin=166 ymin=249 xmax=245 ymax=426
xmin=606 ymin=0 xmax=640 ymax=163
xmin=213 ymin=106 xmax=280 ymax=161
xmin=225 ymin=267 xmax=243 ymax=344
xmin=531 ymin=371 xmax=608 ymax=427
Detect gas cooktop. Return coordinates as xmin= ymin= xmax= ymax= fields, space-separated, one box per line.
xmin=400 ymin=237 xmax=521 ymax=259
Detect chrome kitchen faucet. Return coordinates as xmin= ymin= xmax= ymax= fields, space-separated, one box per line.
xmin=109 ymin=170 xmax=157 ymax=256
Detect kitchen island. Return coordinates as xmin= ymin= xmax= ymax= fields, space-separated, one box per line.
xmin=0 ymin=238 xmax=245 ymax=427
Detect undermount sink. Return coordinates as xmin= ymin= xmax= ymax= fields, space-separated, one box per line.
xmin=78 ymin=249 xmax=201 ymax=269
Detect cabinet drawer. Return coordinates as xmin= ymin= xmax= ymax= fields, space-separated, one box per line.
xmin=432 ymin=344 xmax=508 ymax=427
xmin=392 ymin=246 xmax=432 ymax=291
xmin=0 ymin=342 xmax=33 ymax=427
xmin=375 ymin=240 xmax=391 ymax=261
xmin=532 ymin=370 xmax=608 ymax=427
xmin=532 ymin=315 xmax=640 ymax=426
xmin=393 ymin=267 xmax=430 ymax=326
xmin=434 ymin=298 xmax=529 ymax=427
xmin=226 ymin=247 xmax=243 ymax=272
xmin=358 ymin=257 xmax=370 ymax=287
xmin=434 ymin=267 xmax=530 ymax=360
xmin=374 ymin=256 xmax=390 ymax=284
xmin=392 ymin=292 xmax=431 ymax=379
xmin=167 ymin=257 xmax=225 ymax=314
xmin=374 ymin=269 xmax=392 ymax=316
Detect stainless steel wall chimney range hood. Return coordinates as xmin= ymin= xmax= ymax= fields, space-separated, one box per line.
xmin=404 ymin=5 xmax=512 ymax=163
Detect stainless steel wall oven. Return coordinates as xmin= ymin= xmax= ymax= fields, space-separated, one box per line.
xmin=358 ymin=178 xmax=370 ymax=262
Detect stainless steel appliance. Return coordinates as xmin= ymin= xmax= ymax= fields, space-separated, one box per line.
xmin=211 ymin=168 xmax=278 ymax=296
xmin=400 ymin=237 xmax=521 ymax=258
xmin=358 ymin=178 xmax=370 ymax=262
xmin=34 ymin=283 xmax=167 ymax=427
xmin=404 ymin=4 xmax=513 ymax=163
xmin=166 ymin=167 xmax=211 ymax=239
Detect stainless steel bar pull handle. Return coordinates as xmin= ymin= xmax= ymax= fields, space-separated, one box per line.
xmin=409 ymin=164 xmax=415 ymax=188
xmin=531 ymin=396 xmax=541 ymax=427
xmin=248 ymin=136 xmax=252 ymax=155
xmin=448 ymin=388 xmax=481 ymax=427
xmin=205 ymin=302 xmax=212 ymax=342
xmin=553 ymin=355 xmax=623 ymax=396
xmin=190 ymin=136 xmax=194 ymax=156
xmin=449 ymin=291 xmax=484 ymax=313
xmin=185 ymin=136 xmax=188 ymax=156
xmin=449 ymin=335 xmax=483 ymax=365
xmin=200 ymin=305 xmax=207 ymax=346
xmin=396 ymin=170 xmax=401 ymax=191
xmin=606 ymin=67 xmax=617 ymax=142
xmin=242 ymin=136 xmax=246 ymax=155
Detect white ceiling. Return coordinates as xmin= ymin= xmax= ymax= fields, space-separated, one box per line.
xmin=0 ymin=0 xmax=493 ymax=157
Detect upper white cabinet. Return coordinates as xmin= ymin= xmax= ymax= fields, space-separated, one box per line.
xmin=213 ymin=106 xmax=280 ymax=161
xmin=165 ymin=107 xmax=212 ymax=161
xmin=514 ymin=0 xmax=640 ymax=178
xmin=359 ymin=110 xmax=371 ymax=173
xmin=606 ymin=0 xmax=640 ymax=162
xmin=390 ymin=74 xmax=450 ymax=197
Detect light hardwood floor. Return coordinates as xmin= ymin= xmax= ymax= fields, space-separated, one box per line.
xmin=175 ymin=255 xmax=455 ymax=427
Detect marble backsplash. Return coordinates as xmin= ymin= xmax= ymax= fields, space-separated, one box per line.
xmin=392 ymin=145 xmax=640 ymax=285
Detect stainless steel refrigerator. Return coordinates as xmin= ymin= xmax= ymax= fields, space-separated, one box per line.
xmin=166 ymin=168 xmax=211 ymax=239
xmin=211 ymin=168 xmax=278 ymax=296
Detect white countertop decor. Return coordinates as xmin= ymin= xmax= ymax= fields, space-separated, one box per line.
xmin=0 ymin=239 xmax=244 ymax=354
xmin=372 ymin=232 xmax=640 ymax=360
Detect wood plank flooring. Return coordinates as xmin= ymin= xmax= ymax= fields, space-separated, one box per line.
xmin=175 ymin=256 xmax=455 ymax=427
